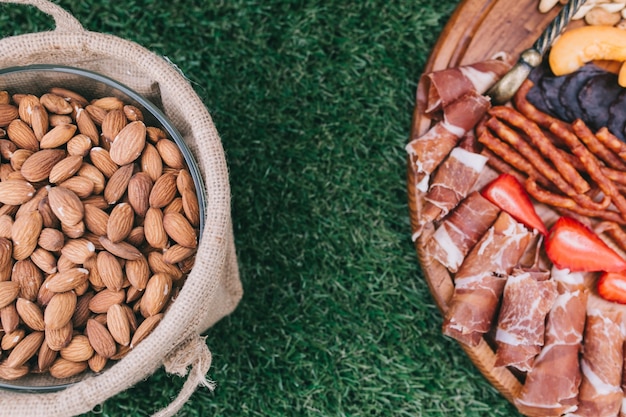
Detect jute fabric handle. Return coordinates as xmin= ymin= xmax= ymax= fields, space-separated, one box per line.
xmin=0 ymin=0 xmax=84 ymax=32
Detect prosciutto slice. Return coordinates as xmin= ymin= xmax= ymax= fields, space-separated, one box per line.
xmin=417 ymin=57 xmax=512 ymax=115
xmin=570 ymin=309 xmax=623 ymax=417
xmin=494 ymin=268 xmax=558 ymax=372
xmin=515 ymin=267 xmax=588 ymax=416
xmin=424 ymin=191 xmax=500 ymax=271
xmin=442 ymin=211 xmax=533 ymax=347
xmin=421 ymin=147 xmax=489 ymax=225
xmin=406 ymin=91 xmax=491 ymax=193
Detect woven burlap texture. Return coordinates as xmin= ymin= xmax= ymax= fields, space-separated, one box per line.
xmin=0 ymin=0 xmax=243 ymax=416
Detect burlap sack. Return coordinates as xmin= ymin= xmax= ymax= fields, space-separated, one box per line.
xmin=0 ymin=0 xmax=243 ymax=415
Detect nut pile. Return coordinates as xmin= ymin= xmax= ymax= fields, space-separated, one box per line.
xmin=0 ymin=88 xmax=200 ymax=380
xmin=539 ymin=0 xmax=626 ymax=28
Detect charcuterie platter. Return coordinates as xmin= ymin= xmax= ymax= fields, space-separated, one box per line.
xmin=408 ymin=0 xmax=626 ymax=416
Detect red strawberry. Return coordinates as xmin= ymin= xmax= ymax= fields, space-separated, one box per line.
xmin=598 ymin=271 xmax=626 ymax=304
xmin=545 ymin=217 xmax=626 ymax=273
xmin=481 ymin=173 xmax=548 ymax=235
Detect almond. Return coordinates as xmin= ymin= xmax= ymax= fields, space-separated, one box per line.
xmin=16 ymin=298 xmax=45 ymax=331
xmin=13 ymin=259 xmax=42 ymax=301
xmin=38 ymin=228 xmax=65 ymax=252
xmin=130 ymin=313 xmax=162 ymax=348
xmin=45 ymin=268 xmax=89 ymax=293
xmin=83 ymin=204 xmax=109 ymax=237
xmin=30 ymin=247 xmax=58 ymax=274
xmin=104 ymin=163 xmax=133 ymax=204
xmin=30 ymin=104 xmax=49 ymax=141
xmin=0 ymin=281 xmax=19 ymax=309
xmin=10 ymin=148 xmax=33 ymax=171
xmin=0 ymin=215 xmax=13 ymax=239
xmin=0 ymin=103 xmax=18 ymax=127
xmin=0 ymin=363 xmax=29 ymax=380
xmin=88 ymin=353 xmax=107 ymax=373
xmin=156 ymin=138 xmax=185 ymax=169
xmin=77 ymin=162 xmax=106 ymax=194
xmin=89 ymin=147 xmax=118 ymax=178
xmin=0 ymin=179 xmax=36 ymax=205
xmin=1 ymin=328 xmax=25 ymax=350
xmin=49 ymin=87 xmax=88 ymax=107
xmin=123 ymin=105 xmax=143 ymax=122
xmin=144 ymin=207 xmax=168 ymax=249
xmin=60 ymin=238 xmax=96 ymax=264
xmin=85 ymin=104 xmax=107 ymax=126
xmin=140 ymin=273 xmax=172 ymax=318
xmin=37 ymin=195 xmax=60 ymax=229
xmin=7 ymin=119 xmax=39 ymax=151
xmin=0 ymin=237 xmax=13 ymax=281
xmin=12 ymin=210 xmax=42 ymax=260
xmin=101 ymin=109 xmax=127 ymax=143
xmin=40 ymin=93 xmax=73 ymax=115
xmin=140 ymin=142 xmax=163 ymax=182
xmin=44 ymin=291 xmax=77 ymax=330
xmin=48 ymin=186 xmax=84 ymax=226
xmin=88 ymin=288 xmax=125 ymax=314
xmin=39 ymin=123 xmax=77 ymax=149
xmin=127 ymin=226 xmax=145 ymax=247
xmin=49 ymin=357 xmax=88 ymax=379
xmin=1 ymin=303 xmax=19 ymax=333
xmin=107 ymin=304 xmax=130 ymax=346
xmin=97 ymin=251 xmax=124 ymax=292
xmin=163 ymin=212 xmax=197 ymax=248
xmin=36 ymin=340 xmax=58 ymax=372
xmin=91 ymin=97 xmax=124 ymax=111
xmin=164 ymin=197 xmax=184 ymax=215
xmin=146 ymin=126 xmax=167 ymax=143
xmin=127 ymin=172 xmax=152 ymax=217
xmin=163 ymin=244 xmax=197 ymax=265
xmin=147 ymin=251 xmax=183 ymax=280
xmin=109 ymin=121 xmax=146 ymax=166
xmin=107 ymin=202 xmax=134 ymax=243
xmin=125 ymin=255 xmax=150 ymax=291
xmin=61 ymin=220 xmax=85 ymax=239
xmin=15 ymin=185 xmax=47 ymax=219
xmin=149 ymin=171 xmax=177 ymax=208
xmin=75 ymin=108 xmax=99 ymax=145
xmin=21 ymin=149 xmax=66 ymax=182
xmin=60 ymin=334 xmax=94 ymax=362
xmin=45 ymin=321 xmax=72 ymax=351
xmin=59 ymin=176 xmax=95 ymax=198
xmin=6 ymin=331 xmax=44 ymax=368
xmin=0 ymin=138 xmax=16 ymax=159
xmin=72 ymin=292 xmax=93 ymax=329
xmin=48 ymin=114 xmax=72 ymax=127
xmin=66 ymin=134 xmax=93 ymax=156
xmin=16 ymin=94 xmax=38 ymax=123
xmin=86 ymin=318 xmax=117 ymax=359
xmin=49 ymin=155 xmax=83 ymax=184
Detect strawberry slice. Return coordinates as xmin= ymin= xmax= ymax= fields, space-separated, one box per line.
xmin=480 ymin=173 xmax=548 ymax=235
xmin=545 ymin=217 xmax=626 ymax=273
xmin=597 ymin=271 xmax=626 ymax=304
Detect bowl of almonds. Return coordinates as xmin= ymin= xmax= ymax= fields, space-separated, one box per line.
xmin=0 ymin=65 xmax=205 ymax=391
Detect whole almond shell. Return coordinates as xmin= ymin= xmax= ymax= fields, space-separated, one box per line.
xmin=109 ymin=121 xmax=146 ymax=165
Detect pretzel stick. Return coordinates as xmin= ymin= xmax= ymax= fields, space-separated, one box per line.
xmin=557 ymin=149 xmax=626 ymax=185
xmin=480 ymin=148 xmax=529 ymax=184
xmin=526 ymin=179 xmax=625 ymax=224
xmin=512 ymin=79 xmax=563 ymax=130
xmin=572 ymin=122 xmax=626 ymax=171
xmin=489 ymin=106 xmax=590 ymax=194
xmin=596 ymin=127 xmax=626 ymax=161
xmin=555 ymin=120 xmax=626 ymax=220
xmin=595 ymin=221 xmax=626 ymax=254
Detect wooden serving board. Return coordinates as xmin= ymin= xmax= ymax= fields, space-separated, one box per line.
xmin=407 ymin=0 xmax=572 ymax=413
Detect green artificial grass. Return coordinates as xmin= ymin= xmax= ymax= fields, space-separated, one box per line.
xmin=0 ymin=1 xmax=522 ymax=416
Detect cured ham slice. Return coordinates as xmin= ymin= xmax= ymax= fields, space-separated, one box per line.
xmin=406 ymin=91 xmax=491 ymax=193
xmin=421 ymin=147 xmax=489 ymax=225
xmin=442 ymin=211 xmax=533 ymax=347
xmin=417 ymin=57 xmax=512 ymax=115
xmin=424 ymin=191 xmax=500 ymax=271
xmin=515 ymin=267 xmax=588 ymax=417
xmin=494 ymin=268 xmax=557 ymax=372
xmin=570 ymin=309 xmax=623 ymax=417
